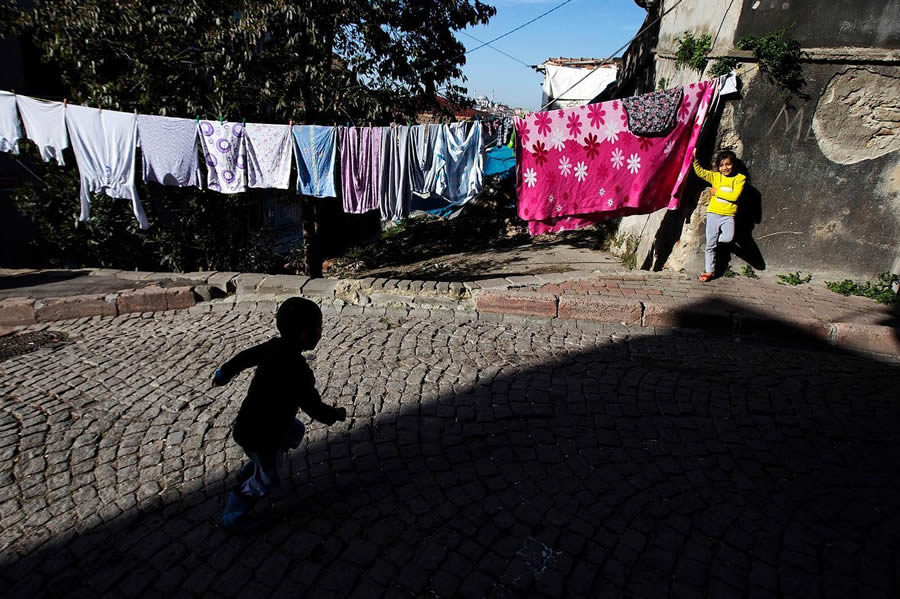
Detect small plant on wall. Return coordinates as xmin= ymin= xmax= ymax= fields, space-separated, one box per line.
xmin=674 ymin=32 xmax=712 ymax=74
xmin=709 ymin=57 xmax=739 ymax=77
xmin=737 ymin=25 xmax=807 ymax=103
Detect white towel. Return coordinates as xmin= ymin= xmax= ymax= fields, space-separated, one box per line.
xmin=245 ymin=123 xmax=293 ymax=189
xmin=0 ymin=91 xmax=23 ymax=154
xmin=65 ymin=104 xmax=148 ymax=229
xmin=15 ymin=95 xmax=69 ymax=165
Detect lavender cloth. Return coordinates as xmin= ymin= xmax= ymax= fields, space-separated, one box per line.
xmin=198 ymin=120 xmax=247 ymax=194
xmin=136 ymin=114 xmax=201 ymax=187
xmin=340 ymin=127 xmax=384 ymax=214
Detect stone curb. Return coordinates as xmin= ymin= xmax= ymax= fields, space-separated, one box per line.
xmin=0 ymin=285 xmax=198 ymax=326
xmin=2 ymin=269 xmax=897 ymax=356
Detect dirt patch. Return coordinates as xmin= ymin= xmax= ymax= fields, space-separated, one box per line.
xmin=322 ymin=177 xmax=624 ymax=282
xmin=0 ymin=331 xmax=68 ymax=361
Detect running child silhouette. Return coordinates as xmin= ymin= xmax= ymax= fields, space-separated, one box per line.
xmin=212 ymin=297 xmax=346 ymax=531
xmin=692 ymin=147 xmax=746 ymax=281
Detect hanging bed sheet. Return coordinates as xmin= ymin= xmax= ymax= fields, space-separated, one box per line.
xmin=515 ymin=81 xmax=716 ymax=235
xmin=409 ymin=122 xmax=484 ymax=217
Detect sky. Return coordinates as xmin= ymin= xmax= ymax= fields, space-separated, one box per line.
xmin=454 ymin=0 xmax=647 ymax=110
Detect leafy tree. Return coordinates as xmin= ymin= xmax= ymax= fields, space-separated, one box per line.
xmin=1 ymin=0 xmax=495 ymax=273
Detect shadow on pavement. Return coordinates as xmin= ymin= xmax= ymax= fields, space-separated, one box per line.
xmin=2 ymin=300 xmax=899 ymax=598
xmin=0 ymin=270 xmax=91 ymax=291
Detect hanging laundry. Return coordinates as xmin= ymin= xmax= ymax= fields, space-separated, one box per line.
xmin=0 ymin=91 xmax=23 ymax=154
xmin=340 ymin=127 xmax=384 ymax=214
xmin=380 ymin=126 xmax=411 ymax=221
xmin=498 ymin=117 xmax=514 ymax=148
xmin=407 ymin=124 xmax=441 ymax=195
xmin=484 ymin=146 xmax=515 ymax=177
xmin=515 ymin=81 xmax=716 ymax=235
xmin=65 ymin=104 xmax=148 ymax=229
xmin=292 ymin=125 xmax=338 ymax=198
xmin=136 ymin=114 xmax=201 ymax=187
xmin=408 ymin=122 xmax=484 ymax=217
xmin=198 ymin=120 xmax=248 ymax=194
xmin=245 ymin=123 xmax=293 ymax=189
xmin=15 ymin=95 xmax=69 ymax=165
xmin=621 ymin=86 xmax=683 ymax=137
xmin=429 ymin=122 xmax=484 ymax=207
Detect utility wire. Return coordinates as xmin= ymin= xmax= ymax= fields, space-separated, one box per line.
xmin=460 ymin=0 xmax=575 ymax=60
xmin=337 ymin=0 xmax=575 ymax=96
xmin=537 ymin=0 xmax=686 ymax=112
xmin=459 ymin=31 xmax=531 ymax=68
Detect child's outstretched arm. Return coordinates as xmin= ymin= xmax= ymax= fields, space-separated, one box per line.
xmin=296 ymin=366 xmax=347 ymax=425
xmin=212 ymin=342 xmax=271 ymax=386
xmin=691 ymin=148 xmax=716 ymax=184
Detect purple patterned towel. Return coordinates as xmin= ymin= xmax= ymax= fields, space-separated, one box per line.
xmin=621 ymin=86 xmax=684 ymax=137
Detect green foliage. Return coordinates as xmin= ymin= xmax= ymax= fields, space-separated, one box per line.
xmin=345 ymin=246 xmax=364 ymax=260
xmin=614 ymin=234 xmax=640 ymax=270
xmin=723 ymin=267 xmax=738 ymax=278
xmin=381 ymin=220 xmax=408 ymax=240
xmin=825 ymin=272 xmax=900 ymax=306
xmin=740 ymin=265 xmax=759 ymax=279
xmin=737 ymin=25 xmax=807 ymax=103
xmin=656 ymin=77 xmax=669 ymax=91
xmin=776 ymin=271 xmax=812 ymax=285
xmin=1 ymin=0 xmax=495 ymax=272
xmin=674 ymin=32 xmax=712 ymax=74
xmin=709 ymin=57 xmax=739 ymax=78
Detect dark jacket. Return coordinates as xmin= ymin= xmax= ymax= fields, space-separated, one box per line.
xmin=218 ymin=338 xmax=342 ymax=452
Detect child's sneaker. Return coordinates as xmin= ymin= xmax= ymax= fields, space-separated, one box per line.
xmin=698 ymin=272 xmax=713 ymax=282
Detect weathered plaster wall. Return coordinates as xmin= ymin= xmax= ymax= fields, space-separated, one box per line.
xmin=668 ymin=65 xmax=900 ymax=277
xmin=736 ymin=0 xmax=900 ymax=49
xmin=611 ymin=0 xmax=900 ymax=279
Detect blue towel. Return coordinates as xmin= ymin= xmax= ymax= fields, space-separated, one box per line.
xmin=292 ymin=125 xmax=338 ymax=198
xmin=484 ymin=146 xmax=515 ymax=177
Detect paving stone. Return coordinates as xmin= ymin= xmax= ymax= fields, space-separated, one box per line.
xmin=557 ymin=295 xmax=642 ymax=325
xmin=116 ymin=287 xmax=167 ymax=314
xmin=232 ymin=273 xmax=266 ymax=296
xmin=0 ymin=305 xmax=896 ymax=599
xmin=256 ymin=274 xmax=309 ymax=296
xmin=301 ymin=278 xmax=339 ymax=298
xmin=0 ymin=297 xmax=36 ymax=325
xmin=475 ymin=291 xmax=557 ymax=318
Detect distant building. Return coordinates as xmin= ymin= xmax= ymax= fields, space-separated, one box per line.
xmin=534 ymin=57 xmax=620 ymax=110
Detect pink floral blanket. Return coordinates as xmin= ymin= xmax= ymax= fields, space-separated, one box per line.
xmin=515 ymin=81 xmax=715 ymax=235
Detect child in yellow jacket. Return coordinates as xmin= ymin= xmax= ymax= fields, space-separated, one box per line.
xmin=692 ymin=148 xmax=746 ymax=281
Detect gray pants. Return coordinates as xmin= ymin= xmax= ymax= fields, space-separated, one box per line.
xmin=705 ymin=213 xmax=735 ymax=274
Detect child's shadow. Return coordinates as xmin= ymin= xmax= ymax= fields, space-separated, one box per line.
xmin=719 ymin=159 xmax=766 ymax=274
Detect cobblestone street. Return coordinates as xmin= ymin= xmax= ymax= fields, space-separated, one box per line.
xmin=1 ymin=308 xmax=899 ymax=598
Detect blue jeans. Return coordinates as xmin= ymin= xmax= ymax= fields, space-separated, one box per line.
xmin=237 ymin=419 xmax=305 ymax=497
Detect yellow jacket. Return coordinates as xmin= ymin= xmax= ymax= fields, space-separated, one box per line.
xmin=692 ymin=160 xmax=746 ymax=217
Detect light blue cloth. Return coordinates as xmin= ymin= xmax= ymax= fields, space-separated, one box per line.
xmin=484 ymin=146 xmax=515 ymax=177
xmin=292 ymin=125 xmax=337 ymax=198
xmin=428 ymin=122 xmax=484 ymax=206
xmin=409 ymin=122 xmax=484 ymax=216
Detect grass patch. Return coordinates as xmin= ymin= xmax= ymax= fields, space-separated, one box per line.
xmin=776 ymin=271 xmax=812 ymax=285
xmin=825 ymin=272 xmax=899 ymax=306
xmin=740 ymin=265 xmax=759 ymax=279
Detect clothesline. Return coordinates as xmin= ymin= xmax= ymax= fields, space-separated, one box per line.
xmin=0 ymin=90 xmax=515 ymax=229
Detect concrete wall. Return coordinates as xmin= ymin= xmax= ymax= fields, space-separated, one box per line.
xmin=612 ymin=0 xmax=900 ymax=279
xmin=735 ymin=0 xmax=900 ymax=49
